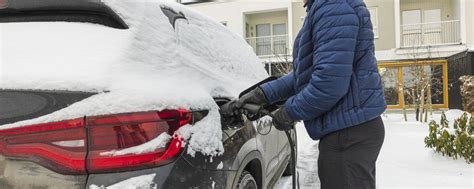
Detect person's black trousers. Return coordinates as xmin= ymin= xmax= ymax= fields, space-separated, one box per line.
xmin=318 ymin=116 xmax=385 ymax=189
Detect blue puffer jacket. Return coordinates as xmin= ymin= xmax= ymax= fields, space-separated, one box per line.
xmin=260 ymin=0 xmax=386 ymax=140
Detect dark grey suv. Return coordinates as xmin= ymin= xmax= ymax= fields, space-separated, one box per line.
xmin=0 ymin=0 xmax=294 ymax=188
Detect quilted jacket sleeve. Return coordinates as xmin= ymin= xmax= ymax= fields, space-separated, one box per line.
xmin=285 ymin=1 xmax=359 ymax=121
xmin=260 ymin=71 xmax=296 ymax=104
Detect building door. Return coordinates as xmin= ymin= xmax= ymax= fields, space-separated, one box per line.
xmin=272 ymin=23 xmax=287 ymax=55
xmin=402 ymin=9 xmax=422 ymax=47
xmin=423 ymin=9 xmax=442 ymax=44
xmin=256 ymin=24 xmax=271 ymax=56
xmin=424 ymin=9 xmax=441 ymax=23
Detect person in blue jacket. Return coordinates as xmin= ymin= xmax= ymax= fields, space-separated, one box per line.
xmin=226 ymin=0 xmax=386 ymax=188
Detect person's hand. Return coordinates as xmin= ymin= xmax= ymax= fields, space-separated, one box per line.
xmin=220 ymin=87 xmax=268 ymax=116
xmin=239 ymin=87 xmax=268 ymax=107
xmin=219 ymin=100 xmax=242 ymax=117
xmin=273 ymin=107 xmax=295 ymax=131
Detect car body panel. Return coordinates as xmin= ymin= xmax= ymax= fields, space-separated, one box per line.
xmin=86 ymin=151 xmax=237 ymax=189
xmin=0 ymin=156 xmax=86 ymax=189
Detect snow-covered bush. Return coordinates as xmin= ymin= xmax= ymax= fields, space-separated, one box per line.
xmin=425 ymin=112 xmax=473 ymax=163
xmin=459 ymin=75 xmax=474 ymax=113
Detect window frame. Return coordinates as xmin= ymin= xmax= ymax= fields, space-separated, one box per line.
xmin=368 ymin=6 xmax=379 ymax=39
xmin=378 ymin=60 xmax=449 ymax=110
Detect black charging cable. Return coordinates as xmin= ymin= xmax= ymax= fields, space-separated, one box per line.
xmin=240 ymin=104 xmax=299 ymax=189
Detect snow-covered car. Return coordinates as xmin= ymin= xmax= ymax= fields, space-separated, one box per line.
xmin=0 ymin=0 xmax=295 ymax=188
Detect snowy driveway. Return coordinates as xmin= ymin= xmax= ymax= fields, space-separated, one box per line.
xmin=275 ymin=113 xmax=473 ymax=189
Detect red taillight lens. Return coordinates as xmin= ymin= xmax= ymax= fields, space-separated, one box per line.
xmin=0 ymin=110 xmax=192 ymax=175
xmin=86 ymin=110 xmax=191 ymax=173
xmin=0 ymin=0 xmax=8 ymax=9
xmin=0 ymin=119 xmax=87 ymax=174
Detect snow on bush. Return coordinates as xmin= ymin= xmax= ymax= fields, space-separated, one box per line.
xmin=425 ymin=111 xmax=473 ymax=163
xmin=0 ymin=0 xmax=268 ymax=157
xmin=459 ymin=75 xmax=474 ymax=113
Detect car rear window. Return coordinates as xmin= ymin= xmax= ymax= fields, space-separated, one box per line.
xmin=0 ymin=0 xmax=128 ymax=29
xmin=0 ymin=90 xmax=96 ymax=126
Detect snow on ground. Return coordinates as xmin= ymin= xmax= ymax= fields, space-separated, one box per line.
xmin=276 ymin=110 xmax=473 ymax=189
xmin=276 ymin=122 xmax=320 ymax=188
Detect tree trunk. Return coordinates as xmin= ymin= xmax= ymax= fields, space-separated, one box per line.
xmin=425 ymin=84 xmax=432 ymax=122
xmin=420 ymin=88 xmax=425 ymax=123
xmin=403 ymin=107 xmax=408 ymax=122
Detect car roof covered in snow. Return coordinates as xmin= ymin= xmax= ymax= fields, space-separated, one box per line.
xmin=1 ymin=0 xmax=267 ymax=93
xmin=0 ymin=1 xmax=267 ymax=157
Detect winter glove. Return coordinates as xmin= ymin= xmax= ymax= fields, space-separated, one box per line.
xmin=239 ymin=87 xmax=268 ymax=107
xmin=219 ymin=87 xmax=268 ymax=117
xmin=272 ymin=107 xmax=295 ymax=131
xmin=220 ymin=100 xmax=245 ymax=117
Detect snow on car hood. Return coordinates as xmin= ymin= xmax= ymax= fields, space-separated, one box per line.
xmin=0 ymin=0 xmax=268 ymax=156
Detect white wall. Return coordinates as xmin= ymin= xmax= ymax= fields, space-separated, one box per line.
xmin=452 ymin=0 xmax=461 ymax=20
xmin=365 ymin=0 xmax=396 ymax=51
xmin=187 ymin=0 xmax=297 ymax=38
xmin=466 ymin=0 xmax=474 ymax=49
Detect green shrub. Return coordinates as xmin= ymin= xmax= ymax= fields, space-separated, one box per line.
xmin=424 ymin=112 xmax=473 ymax=163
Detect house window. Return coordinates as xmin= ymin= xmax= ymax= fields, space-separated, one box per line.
xmin=380 ymin=67 xmax=400 ymax=106
xmin=272 ymin=23 xmax=287 ymax=55
xmin=402 ymin=9 xmax=422 ymax=46
xmin=255 ymin=23 xmax=288 ymax=56
xmin=378 ymin=60 xmax=449 ymax=109
xmin=368 ymin=7 xmax=379 ymax=38
xmin=256 ymin=24 xmax=271 ymax=56
xmin=264 ymin=62 xmax=292 ymax=77
xmin=401 ymin=9 xmax=445 ymax=47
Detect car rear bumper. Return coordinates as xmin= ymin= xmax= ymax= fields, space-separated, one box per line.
xmin=87 ymin=155 xmax=237 ymax=189
xmin=0 ymin=156 xmax=87 ymax=189
xmin=0 ymin=154 xmax=237 ymax=189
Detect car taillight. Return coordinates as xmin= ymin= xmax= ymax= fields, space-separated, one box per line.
xmin=0 ymin=0 xmax=8 ymax=9
xmin=0 ymin=118 xmax=87 ymax=174
xmin=0 ymin=110 xmax=192 ymax=175
xmin=86 ymin=110 xmax=192 ymax=173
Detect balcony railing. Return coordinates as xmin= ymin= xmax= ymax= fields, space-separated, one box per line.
xmin=246 ymin=35 xmax=291 ymax=61
xmin=400 ymin=20 xmax=461 ymax=48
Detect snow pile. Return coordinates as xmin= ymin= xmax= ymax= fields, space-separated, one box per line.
xmin=178 ymin=109 xmax=224 ymax=157
xmin=89 ymin=173 xmax=157 ymax=189
xmin=0 ymin=22 xmax=129 ymax=92
xmin=441 ymin=109 xmax=470 ymax=124
xmin=429 ymin=109 xmax=471 ymax=135
xmin=459 ymin=75 xmax=474 ymax=112
xmin=0 ymin=0 xmax=268 ymax=157
xmin=432 ymin=110 xmax=471 ymax=136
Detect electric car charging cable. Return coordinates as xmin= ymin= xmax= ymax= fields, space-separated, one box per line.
xmin=240 ymin=104 xmax=300 ymax=189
